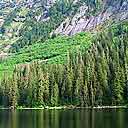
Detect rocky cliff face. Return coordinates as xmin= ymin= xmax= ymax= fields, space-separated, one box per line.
xmin=53 ymin=0 xmax=128 ymax=36
xmin=1 ymin=0 xmax=128 ymax=37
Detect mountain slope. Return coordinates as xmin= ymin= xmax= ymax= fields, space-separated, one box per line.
xmin=0 ymin=0 xmax=128 ymax=108
xmin=53 ymin=0 xmax=128 ymax=35
xmin=0 ymin=0 xmax=82 ymax=53
xmin=1 ymin=0 xmax=128 ymax=54
xmin=0 ymin=20 xmax=127 ymax=107
xmin=0 ymin=0 xmax=128 ymax=75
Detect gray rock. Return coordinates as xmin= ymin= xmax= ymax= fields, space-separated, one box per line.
xmin=53 ymin=0 xmax=128 ymax=36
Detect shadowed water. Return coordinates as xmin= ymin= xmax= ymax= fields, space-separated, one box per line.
xmin=0 ymin=109 xmax=128 ymax=128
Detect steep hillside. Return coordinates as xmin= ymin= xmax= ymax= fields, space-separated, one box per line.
xmin=0 ymin=20 xmax=127 ymax=107
xmin=2 ymin=0 xmax=127 ymax=54
xmin=0 ymin=32 xmax=93 ymax=77
xmin=1 ymin=0 xmax=102 ymax=52
xmin=0 ymin=0 xmax=128 ymax=75
xmin=0 ymin=0 xmax=58 ymax=52
xmin=53 ymin=0 xmax=128 ymax=35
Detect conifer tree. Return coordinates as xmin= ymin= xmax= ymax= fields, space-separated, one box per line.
xmin=1 ymin=73 xmax=10 ymax=107
xmin=43 ymin=73 xmax=50 ymax=105
xmin=77 ymin=53 xmax=87 ymax=106
xmin=9 ymin=71 xmax=18 ymax=108
xmin=51 ymin=82 xmax=59 ymax=106
xmin=37 ymin=70 xmax=45 ymax=106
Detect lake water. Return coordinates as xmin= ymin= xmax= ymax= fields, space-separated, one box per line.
xmin=0 ymin=108 xmax=128 ymax=128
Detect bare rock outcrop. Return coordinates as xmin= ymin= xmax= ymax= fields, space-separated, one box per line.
xmin=53 ymin=0 xmax=128 ymax=36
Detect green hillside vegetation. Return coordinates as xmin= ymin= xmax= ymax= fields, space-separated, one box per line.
xmin=0 ymin=32 xmax=93 ymax=77
xmin=0 ymin=0 xmax=102 ymax=53
xmin=0 ymin=21 xmax=127 ymax=108
xmin=10 ymin=0 xmax=82 ymax=52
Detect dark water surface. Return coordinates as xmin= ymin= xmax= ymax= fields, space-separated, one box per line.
xmin=0 ymin=108 xmax=128 ymax=128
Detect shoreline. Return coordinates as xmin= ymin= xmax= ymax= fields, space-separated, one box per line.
xmin=0 ymin=106 xmax=127 ymax=110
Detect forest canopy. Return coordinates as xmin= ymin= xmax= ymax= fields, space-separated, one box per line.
xmin=0 ymin=21 xmax=128 ymax=108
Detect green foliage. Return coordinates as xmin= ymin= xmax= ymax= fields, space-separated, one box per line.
xmin=0 ymin=21 xmax=128 ymax=108
xmin=0 ymin=32 xmax=92 ymax=75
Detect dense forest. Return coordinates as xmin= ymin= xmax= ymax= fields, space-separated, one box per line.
xmin=0 ymin=21 xmax=128 ymax=108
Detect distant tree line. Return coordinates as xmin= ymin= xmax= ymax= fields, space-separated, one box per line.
xmin=0 ymin=23 xmax=128 ymax=108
